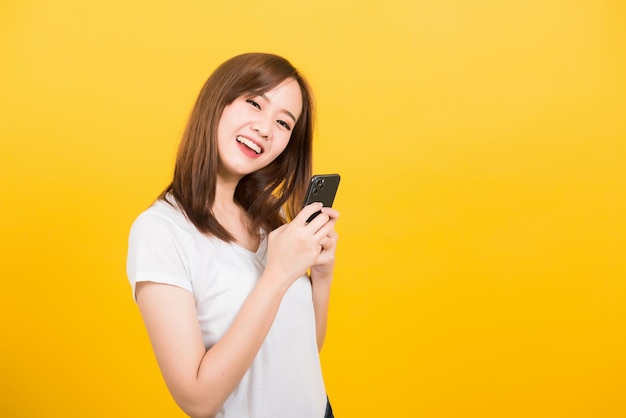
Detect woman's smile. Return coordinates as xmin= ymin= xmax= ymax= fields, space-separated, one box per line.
xmin=235 ymin=135 xmax=263 ymax=156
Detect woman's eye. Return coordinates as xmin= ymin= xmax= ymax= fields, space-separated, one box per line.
xmin=246 ymin=99 xmax=261 ymax=109
xmin=277 ymin=120 xmax=291 ymax=131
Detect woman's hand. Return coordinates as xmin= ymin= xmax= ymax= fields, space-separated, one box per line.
xmin=265 ymin=203 xmax=338 ymax=289
xmin=309 ymin=207 xmax=339 ymax=280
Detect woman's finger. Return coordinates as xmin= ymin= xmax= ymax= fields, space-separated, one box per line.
xmin=295 ymin=202 xmax=325 ymax=225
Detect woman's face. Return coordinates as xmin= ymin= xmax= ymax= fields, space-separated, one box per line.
xmin=216 ymin=77 xmax=303 ymax=182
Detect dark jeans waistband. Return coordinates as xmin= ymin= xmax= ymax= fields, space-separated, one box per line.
xmin=324 ymin=396 xmax=334 ymax=418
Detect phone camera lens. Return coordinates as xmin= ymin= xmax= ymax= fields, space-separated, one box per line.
xmin=312 ymin=187 xmax=318 ymax=194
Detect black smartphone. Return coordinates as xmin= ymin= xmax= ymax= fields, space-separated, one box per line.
xmin=303 ymin=174 xmax=341 ymax=222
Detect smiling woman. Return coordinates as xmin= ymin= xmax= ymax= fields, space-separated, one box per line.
xmin=126 ymin=53 xmax=338 ymax=418
xmin=5 ymin=1 xmax=623 ymax=416
xmin=217 ymin=78 xmax=303 ymax=175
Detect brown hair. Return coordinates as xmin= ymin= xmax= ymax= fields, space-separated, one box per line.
xmin=160 ymin=53 xmax=314 ymax=241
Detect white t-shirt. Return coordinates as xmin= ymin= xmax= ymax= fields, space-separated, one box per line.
xmin=127 ymin=198 xmax=327 ymax=418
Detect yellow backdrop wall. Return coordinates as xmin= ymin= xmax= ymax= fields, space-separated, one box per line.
xmin=1 ymin=0 xmax=625 ymax=417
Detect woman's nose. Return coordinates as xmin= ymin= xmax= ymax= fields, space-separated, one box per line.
xmin=251 ymin=115 xmax=272 ymax=138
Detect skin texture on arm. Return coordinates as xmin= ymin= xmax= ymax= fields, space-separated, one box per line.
xmin=135 ymin=203 xmax=337 ymax=418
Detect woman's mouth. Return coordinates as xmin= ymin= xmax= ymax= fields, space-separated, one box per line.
xmin=236 ymin=136 xmax=263 ymax=155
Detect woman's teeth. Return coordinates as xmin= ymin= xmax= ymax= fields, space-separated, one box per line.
xmin=236 ymin=136 xmax=261 ymax=154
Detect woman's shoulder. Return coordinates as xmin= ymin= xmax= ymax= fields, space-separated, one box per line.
xmin=130 ymin=197 xmax=194 ymax=238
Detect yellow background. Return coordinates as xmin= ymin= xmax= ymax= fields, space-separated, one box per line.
xmin=1 ymin=0 xmax=625 ymax=417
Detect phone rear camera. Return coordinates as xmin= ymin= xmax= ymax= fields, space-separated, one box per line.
xmin=312 ymin=187 xmax=319 ymax=194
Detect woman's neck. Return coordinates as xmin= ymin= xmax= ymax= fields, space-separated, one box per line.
xmin=213 ymin=175 xmax=259 ymax=251
xmin=213 ymin=174 xmax=240 ymax=211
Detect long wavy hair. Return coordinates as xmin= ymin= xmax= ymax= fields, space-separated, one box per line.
xmin=160 ymin=53 xmax=315 ymax=241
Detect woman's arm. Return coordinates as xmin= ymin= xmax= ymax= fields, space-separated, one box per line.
xmin=135 ymin=203 xmax=335 ymax=418
xmin=310 ymin=274 xmax=333 ymax=350
xmin=309 ymin=207 xmax=340 ymax=351
xmin=136 ymin=273 xmax=287 ymax=418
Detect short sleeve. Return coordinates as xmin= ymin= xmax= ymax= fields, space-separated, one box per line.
xmin=126 ymin=210 xmax=193 ymax=300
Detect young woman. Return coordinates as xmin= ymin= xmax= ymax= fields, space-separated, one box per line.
xmin=126 ymin=53 xmax=338 ymax=418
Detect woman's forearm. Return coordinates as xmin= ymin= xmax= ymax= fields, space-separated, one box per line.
xmin=137 ymin=269 xmax=290 ymax=418
xmin=194 ymin=276 xmax=288 ymax=411
xmin=310 ymin=272 xmax=333 ymax=351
